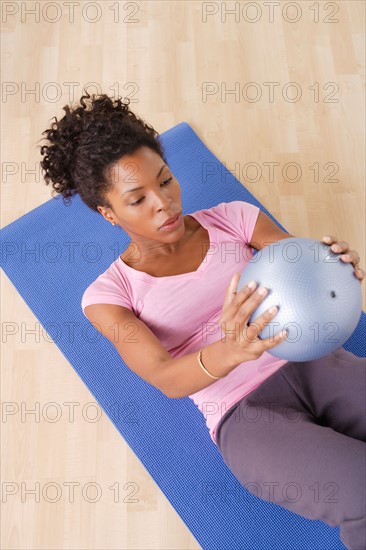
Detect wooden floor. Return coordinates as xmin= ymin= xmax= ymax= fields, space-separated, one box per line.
xmin=1 ymin=1 xmax=365 ymax=548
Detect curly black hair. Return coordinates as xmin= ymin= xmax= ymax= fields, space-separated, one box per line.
xmin=38 ymin=89 xmax=168 ymax=212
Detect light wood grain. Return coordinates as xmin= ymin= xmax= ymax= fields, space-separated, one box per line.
xmin=1 ymin=1 xmax=365 ymax=548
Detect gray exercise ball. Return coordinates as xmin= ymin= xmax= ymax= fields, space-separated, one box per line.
xmin=237 ymin=237 xmax=362 ymax=361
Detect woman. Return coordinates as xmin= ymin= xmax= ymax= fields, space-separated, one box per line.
xmin=39 ymin=91 xmax=365 ymax=550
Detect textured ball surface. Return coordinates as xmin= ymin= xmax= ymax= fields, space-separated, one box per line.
xmin=237 ymin=237 xmax=362 ymax=361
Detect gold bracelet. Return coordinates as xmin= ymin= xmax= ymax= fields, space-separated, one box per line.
xmin=197 ymin=348 xmax=225 ymax=380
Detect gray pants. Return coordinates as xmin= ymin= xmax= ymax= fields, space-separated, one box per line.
xmin=215 ymin=347 xmax=366 ymax=550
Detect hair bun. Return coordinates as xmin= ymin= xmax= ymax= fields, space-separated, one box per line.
xmin=38 ymin=89 xmax=166 ymax=211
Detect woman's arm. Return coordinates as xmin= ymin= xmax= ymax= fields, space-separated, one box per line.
xmin=248 ymin=210 xmax=295 ymax=251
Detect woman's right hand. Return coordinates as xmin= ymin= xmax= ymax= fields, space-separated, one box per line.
xmin=219 ymin=272 xmax=288 ymax=362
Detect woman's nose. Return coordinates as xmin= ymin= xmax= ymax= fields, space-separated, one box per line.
xmin=154 ymin=192 xmax=171 ymax=209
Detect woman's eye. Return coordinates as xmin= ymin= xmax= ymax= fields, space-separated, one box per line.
xmin=130 ymin=198 xmax=143 ymax=206
xmin=130 ymin=178 xmax=173 ymax=206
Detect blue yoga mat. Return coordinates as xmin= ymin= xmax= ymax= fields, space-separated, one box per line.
xmin=1 ymin=122 xmax=364 ymax=549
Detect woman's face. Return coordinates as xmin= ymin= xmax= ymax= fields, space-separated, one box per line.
xmin=97 ymin=146 xmax=187 ymax=255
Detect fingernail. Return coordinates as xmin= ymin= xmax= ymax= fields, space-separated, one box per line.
xmin=258 ymin=286 xmax=267 ymax=295
xmin=248 ymin=280 xmax=257 ymax=289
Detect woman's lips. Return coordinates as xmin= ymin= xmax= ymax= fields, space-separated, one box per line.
xmin=159 ymin=213 xmax=183 ymax=231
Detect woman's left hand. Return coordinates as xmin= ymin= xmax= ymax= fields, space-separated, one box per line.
xmin=322 ymin=235 xmax=365 ymax=283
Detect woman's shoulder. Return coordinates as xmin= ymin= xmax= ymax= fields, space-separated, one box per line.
xmin=199 ymin=200 xmax=261 ymax=243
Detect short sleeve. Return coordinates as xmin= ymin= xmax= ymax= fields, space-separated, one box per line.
xmin=208 ymin=200 xmax=260 ymax=245
xmin=81 ymin=271 xmax=133 ymax=315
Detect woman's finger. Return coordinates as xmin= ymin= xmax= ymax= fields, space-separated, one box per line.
xmin=354 ymin=266 xmax=365 ymax=281
xmin=224 ymin=272 xmax=240 ymax=306
xmin=339 ymin=250 xmax=360 ymax=266
xmin=322 ymin=235 xmax=337 ymax=245
xmin=330 ymin=241 xmax=349 ymax=254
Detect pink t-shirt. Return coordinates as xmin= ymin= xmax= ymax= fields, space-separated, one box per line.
xmin=81 ymin=201 xmax=288 ymax=445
